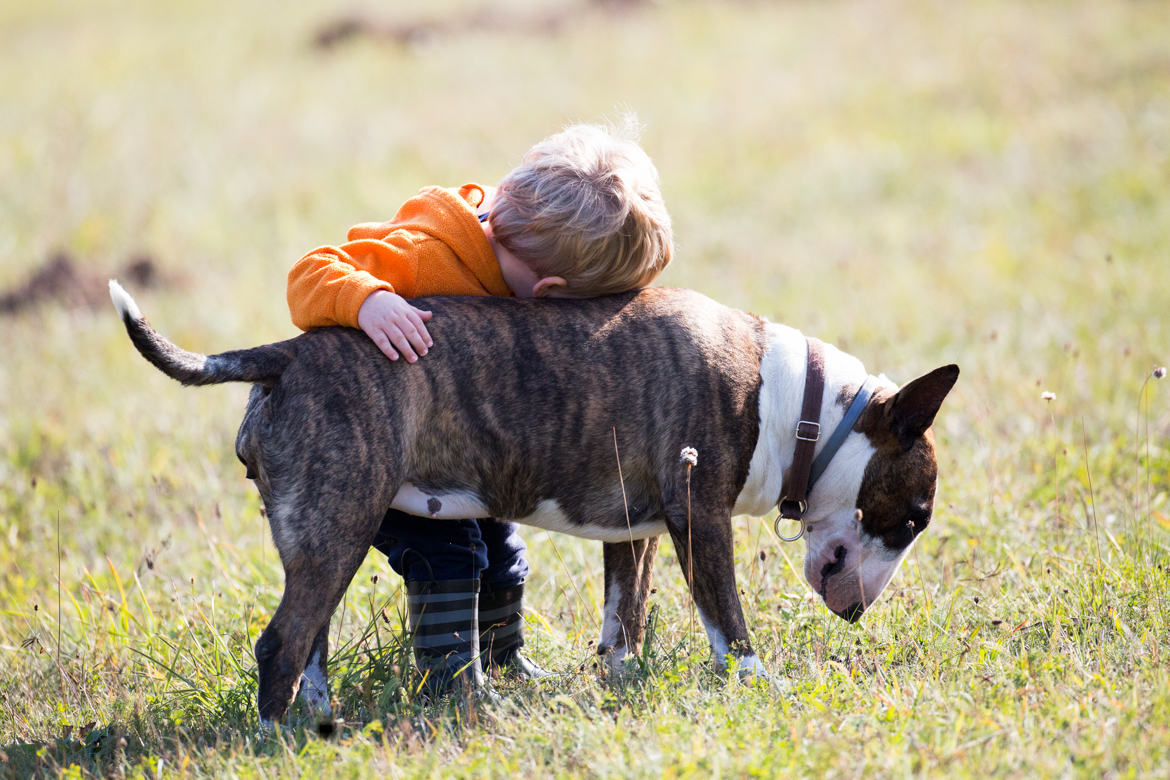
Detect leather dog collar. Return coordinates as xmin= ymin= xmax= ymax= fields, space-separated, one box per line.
xmin=776 ymin=337 xmax=878 ymax=541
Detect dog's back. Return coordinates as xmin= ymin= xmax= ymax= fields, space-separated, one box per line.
xmin=113 ymin=282 xmax=769 ymax=542
xmin=234 ymin=288 xmax=769 ymax=541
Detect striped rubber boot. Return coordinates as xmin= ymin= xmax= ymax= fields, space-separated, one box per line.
xmin=479 ymin=582 xmax=554 ymax=680
xmin=407 ymin=579 xmax=485 ymax=695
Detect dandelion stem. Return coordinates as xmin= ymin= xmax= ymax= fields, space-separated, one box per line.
xmin=612 ymin=428 xmax=642 ymax=618
xmin=1144 ymin=376 xmax=1152 ymax=560
xmin=57 ymin=509 xmax=62 ymax=700
xmin=910 ymin=520 xmax=931 ymax=616
xmin=336 ymin=584 xmax=348 ymax=654
xmin=855 ymin=511 xmax=866 ymax=612
xmin=1136 ymin=374 xmax=1152 ymax=560
xmin=546 ymin=534 xmax=595 ymax=627
xmin=679 ymin=447 xmax=699 ymax=648
xmin=1081 ymin=418 xmax=1103 ymax=576
xmin=686 ymin=462 xmax=694 ymax=645
xmin=1045 ymin=398 xmax=1060 ymax=525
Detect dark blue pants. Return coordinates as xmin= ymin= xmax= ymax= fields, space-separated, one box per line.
xmin=372 ymin=508 xmax=529 ymax=590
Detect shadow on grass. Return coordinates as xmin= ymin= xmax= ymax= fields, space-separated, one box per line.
xmin=0 ymin=600 xmax=748 ymax=779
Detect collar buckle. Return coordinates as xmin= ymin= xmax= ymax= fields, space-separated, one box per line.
xmin=795 ymin=420 xmax=821 ymax=441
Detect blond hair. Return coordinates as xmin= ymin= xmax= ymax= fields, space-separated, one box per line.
xmin=489 ymin=115 xmax=673 ymax=296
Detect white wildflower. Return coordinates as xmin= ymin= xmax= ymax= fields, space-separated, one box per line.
xmin=679 ymin=447 xmax=698 ymax=467
xmin=1154 ymin=367 xmax=1166 ymax=380
xmin=1041 ymin=391 xmax=1056 ymax=401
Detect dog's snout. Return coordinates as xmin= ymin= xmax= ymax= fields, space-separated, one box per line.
xmin=835 ymin=601 xmax=865 ymax=623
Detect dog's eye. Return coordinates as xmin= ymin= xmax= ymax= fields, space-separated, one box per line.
xmin=905 ymin=504 xmax=931 ymax=532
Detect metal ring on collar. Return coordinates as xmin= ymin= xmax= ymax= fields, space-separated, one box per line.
xmin=774 ymin=508 xmax=806 ymax=542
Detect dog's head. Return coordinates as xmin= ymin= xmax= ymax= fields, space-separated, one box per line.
xmin=801 ymin=364 xmax=959 ymax=622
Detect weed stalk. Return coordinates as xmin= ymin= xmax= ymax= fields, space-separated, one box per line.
xmin=1142 ymin=367 xmax=1165 ymax=559
xmin=57 ymin=509 xmax=63 ymax=700
xmin=909 ymin=520 xmax=931 ymax=616
xmin=687 ymin=464 xmax=694 ymax=644
xmin=546 ymin=534 xmax=593 ymax=627
xmin=613 ymin=428 xmax=642 ymax=639
xmin=680 ymin=447 xmax=698 ymax=649
xmin=1043 ymin=392 xmax=1061 ymax=525
xmin=336 ymin=582 xmax=348 ymax=653
xmin=1081 ymin=418 xmax=1103 ymax=588
xmin=855 ymin=510 xmax=866 ymax=612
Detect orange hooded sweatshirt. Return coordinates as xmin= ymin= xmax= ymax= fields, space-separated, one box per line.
xmin=287 ymin=184 xmax=511 ymax=331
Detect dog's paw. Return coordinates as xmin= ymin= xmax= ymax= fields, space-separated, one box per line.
xmin=258 ymin=718 xmax=280 ymax=740
xmin=296 ymin=671 xmax=333 ymax=718
xmin=729 ymin=654 xmax=775 ymax=687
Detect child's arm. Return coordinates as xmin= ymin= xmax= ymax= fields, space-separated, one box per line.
xmin=287 ymin=231 xmax=432 ymax=362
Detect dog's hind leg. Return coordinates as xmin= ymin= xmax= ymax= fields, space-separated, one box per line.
xmin=665 ymin=502 xmax=767 ymax=679
xmin=598 ymin=536 xmax=660 ymax=671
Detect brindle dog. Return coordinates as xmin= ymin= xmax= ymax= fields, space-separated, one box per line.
xmin=109 ymin=282 xmax=957 ymax=725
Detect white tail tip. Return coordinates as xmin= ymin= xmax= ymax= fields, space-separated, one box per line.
xmin=108 ymin=279 xmax=143 ymax=321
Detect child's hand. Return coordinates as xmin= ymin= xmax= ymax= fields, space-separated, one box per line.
xmin=357 ymin=290 xmax=433 ymax=363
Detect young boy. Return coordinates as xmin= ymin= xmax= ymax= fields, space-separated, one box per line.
xmin=286 ymin=118 xmax=673 ymax=693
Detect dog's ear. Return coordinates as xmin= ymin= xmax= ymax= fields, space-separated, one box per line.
xmin=888 ymin=365 xmax=960 ymax=449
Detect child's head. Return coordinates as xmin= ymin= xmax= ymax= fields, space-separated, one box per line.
xmin=489 ymin=115 xmax=673 ymax=297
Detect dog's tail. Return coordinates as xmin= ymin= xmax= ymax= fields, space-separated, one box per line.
xmin=109 ymin=280 xmax=294 ymax=387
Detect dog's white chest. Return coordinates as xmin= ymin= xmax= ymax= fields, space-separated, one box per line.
xmin=730 ymin=322 xmax=878 ymax=520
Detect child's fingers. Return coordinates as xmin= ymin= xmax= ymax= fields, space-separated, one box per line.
xmin=370 ymin=328 xmax=399 ymax=361
xmin=406 ymin=310 xmax=434 ymax=349
xmin=414 ymin=308 xmax=433 ymax=321
xmin=393 ymin=316 xmax=427 ymax=358
xmin=387 ymin=325 xmax=420 ymax=363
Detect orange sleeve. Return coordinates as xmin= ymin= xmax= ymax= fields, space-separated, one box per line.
xmin=286 ymin=227 xmax=424 ymax=331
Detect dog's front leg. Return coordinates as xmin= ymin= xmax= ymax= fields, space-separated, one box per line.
xmin=296 ymin=623 xmax=332 ymax=717
xmin=598 ymin=536 xmax=659 ymax=671
xmin=255 ymin=510 xmax=384 ymax=727
xmin=666 ymin=503 xmax=767 ymax=680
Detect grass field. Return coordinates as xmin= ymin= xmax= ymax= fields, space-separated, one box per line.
xmin=3 ymin=0 xmax=1170 ymax=776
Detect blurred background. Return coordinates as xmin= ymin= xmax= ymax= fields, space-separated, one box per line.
xmin=5 ymin=0 xmax=1167 ymax=345
xmin=1 ymin=0 xmax=1169 ymax=773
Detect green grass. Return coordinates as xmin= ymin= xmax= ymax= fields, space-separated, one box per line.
xmin=2 ymin=0 xmax=1170 ymax=776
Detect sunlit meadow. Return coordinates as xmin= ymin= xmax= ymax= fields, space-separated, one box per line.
xmin=2 ymin=0 xmax=1169 ymax=776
